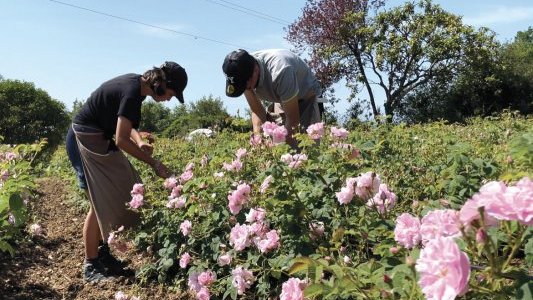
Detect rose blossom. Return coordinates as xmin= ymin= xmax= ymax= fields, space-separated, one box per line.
xmin=197 ymin=270 xmax=216 ymax=286
xmin=231 ymin=266 xmax=255 ymax=295
xmin=180 ymin=170 xmax=194 ymax=183
xmin=355 ymin=172 xmax=380 ymax=200
xmin=128 ymin=194 xmax=144 ymax=209
xmin=330 ymin=126 xmax=349 ymax=140
xmin=179 ymin=252 xmax=191 ymax=268
xmin=29 ymin=223 xmax=43 ymax=236
xmin=130 ymin=183 xmax=144 ymax=195
xmin=255 ymin=229 xmax=280 ymax=253
xmin=260 ymin=175 xmax=273 ymax=194
xmin=180 ymin=220 xmax=192 ymax=236
xmin=196 ymin=287 xmax=210 ymax=300
xmin=394 ymin=213 xmax=421 ymax=249
xmin=163 ymin=177 xmax=178 ymax=189
xmin=416 ymin=237 xmax=470 ymax=299
xmin=166 ymin=196 xmax=186 ymax=209
xmin=229 ymin=224 xmax=251 ymax=251
xmin=366 ymin=183 xmax=396 ymax=214
xmin=235 ymin=148 xmax=247 ymax=160
xmin=218 ymin=253 xmax=232 ymax=266
xmin=280 ymin=277 xmax=307 ymax=300
xmin=245 ymin=208 xmax=266 ymax=223
xmin=420 ymin=209 xmax=460 ymax=244
xmin=306 ymin=122 xmax=324 ymax=140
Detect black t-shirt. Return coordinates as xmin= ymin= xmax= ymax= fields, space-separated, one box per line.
xmin=74 ymin=74 xmax=145 ymax=140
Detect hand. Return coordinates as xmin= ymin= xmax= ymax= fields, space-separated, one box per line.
xmin=139 ymin=142 xmax=154 ymax=156
xmin=152 ymin=160 xmax=170 ymax=179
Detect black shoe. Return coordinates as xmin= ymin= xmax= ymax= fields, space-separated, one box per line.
xmin=83 ymin=259 xmax=114 ymax=282
xmin=98 ymin=243 xmax=135 ymax=277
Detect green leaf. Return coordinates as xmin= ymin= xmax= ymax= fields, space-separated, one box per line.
xmin=9 ymin=193 xmax=23 ymax=210
xmin=304 ymin=283 xmax=325 ymax=298
xmin=524 ymin=238 xmax=533 ymax=268
xmin=0 ymin=240 xmax=14 ymax=256
xmin=516 ymin=282 xmax=533 ymax=300
xmin=0 ymin=195 xmax=9 ymax=213
xmin=159 ymin=258 xmax=174 ymax=271
xmin=289 ymin=257 xmax=313 ymax=275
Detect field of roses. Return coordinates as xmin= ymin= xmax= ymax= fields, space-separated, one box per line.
xmin=49 ymin=113 xmax=531 ymax=300
xmin=0 ymin=139 xmax=47 ymax=255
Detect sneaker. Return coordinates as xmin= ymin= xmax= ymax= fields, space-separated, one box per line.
xmin=83 ymin=259 xmax=114 ymax=282
xmin=98 ymin=243 xmax=135 ymax=277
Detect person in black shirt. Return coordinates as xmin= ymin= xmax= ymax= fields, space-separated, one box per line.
xmin=66 ymin=61 xmax=187 ymax=282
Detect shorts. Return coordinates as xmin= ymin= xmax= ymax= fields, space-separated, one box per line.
xmin=66 ymin=124 xmax=102 ymax=190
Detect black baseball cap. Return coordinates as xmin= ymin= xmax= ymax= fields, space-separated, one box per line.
xmin=161 ymin=61 xmax=187 ymax=103
xmin=222 ymin=49 xmax=255 ymax=97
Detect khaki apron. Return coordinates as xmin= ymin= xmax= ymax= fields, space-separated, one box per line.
xmin=72 ymin=124 xmax=141 ymax=240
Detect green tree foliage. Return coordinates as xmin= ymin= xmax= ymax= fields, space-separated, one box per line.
xmin=162 ymin=95 xmax=230 ymax=137
xmin=397 ymin=27 xmax=532 ymax=123
xmin=139 ymin=100 xmax=172 ymax=133
xmin=188 ymin=95 xmax=230 ymax=129
xmin=501 ymin=27 xmax=533 ymax=113
xmin=287 ymin=0 xmax=498 ymax=120
xmin=70 ymin=99 xmax=85 ymax=119
xmin=0 ymin=80 xmax=70 ymax=148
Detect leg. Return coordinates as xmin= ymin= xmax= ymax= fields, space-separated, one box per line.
xmin=83 ymin=205 xmax=100 ymax=259
xmin=84 ymin=189 xmax=105 ymax=243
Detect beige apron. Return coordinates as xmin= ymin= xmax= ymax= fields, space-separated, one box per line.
xmin=73 ymin=125 xmax=141 ymax=240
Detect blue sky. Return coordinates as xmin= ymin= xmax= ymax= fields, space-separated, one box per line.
xmin=1 ymin=0 xmax=532 ymax=118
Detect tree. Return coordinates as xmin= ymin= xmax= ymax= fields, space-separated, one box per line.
xmin=139 ymin=100 xmax=172 ymax=133
xmin=0 ymin=80 xmax=70 ymax=148
xmin=162 ymin=95 xmax=230 ymax=138
xmin=287 ymin=0 xmax=498 ymax=120
xmin=501 ymin=27 xmax=533 ymax=113
xmin=70 ymin=98 xmax=85 ymax=119
xmin=188 ymin=95 xmax=230 ymax=130
xmin=397 ymin=27 xmax=532 ymax=123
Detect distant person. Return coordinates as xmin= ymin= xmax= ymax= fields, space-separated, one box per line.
xmin=222 ymin=49 xmax=323 ymax=148
xmin=65 ymin=61 xmax=187 ymax=282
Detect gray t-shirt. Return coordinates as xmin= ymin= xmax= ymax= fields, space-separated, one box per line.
xmin=252 ymin=49 xmax=321 ymax=104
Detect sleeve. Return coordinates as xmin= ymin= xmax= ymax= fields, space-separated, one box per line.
xmin=273 ymin=66 xmax=299 ymax=103
xmin=117 ymin=90 xmax=142 ymax=129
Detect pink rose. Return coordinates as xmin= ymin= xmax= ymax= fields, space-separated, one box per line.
xmin=330 ymin=126 xmax=349 ymax=140
xmin=197 ymin=270 xmax=216 ymax=286
xmin=280 ymin=277 xmax=307 ymax=300
xmin=218 ymin=253 xmax=232 ymax=266
xmin=394 ymin=213 xmax=421 ymax=249
xmin=180 ymin=252 xmax=191 ymax=268
xmin=416 ymin=237 xmax=470 ymax=299
xmin=306 ymin=122 xmax=324 ymax=140
xmin=180 ymin=220 xmax=192 ymax=236
xmin=420 ymin=209 xmax=460 ymax=244
xmin=130 ymin=183 xmax=144 ymax=195
xmin=231 ymin=266 xmax=255 ymax=295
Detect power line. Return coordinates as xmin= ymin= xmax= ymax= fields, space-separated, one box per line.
xmin=203 ymin=0 xmax=291 ymax=26
xmin=47 ymin=0 xmax=250 ymax=49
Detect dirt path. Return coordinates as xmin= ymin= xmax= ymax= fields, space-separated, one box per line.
xmin=0 ymin=177 xmax=184 ymax=300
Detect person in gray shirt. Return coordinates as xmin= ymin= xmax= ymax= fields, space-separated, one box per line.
xmin=222 ymin=49 xmax=323 ymax=148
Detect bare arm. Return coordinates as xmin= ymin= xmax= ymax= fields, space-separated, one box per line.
xmin=130 ymin=128 xmax=153 ymax=155
xmin=281 ymin=96 xmax=300 ymax=149
xmin=115 ymin=116 xmax=169 ymax=178
xmin=244 ymin=89 xmax=267 ymax=134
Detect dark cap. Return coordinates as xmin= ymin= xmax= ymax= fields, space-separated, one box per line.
xmin=222 ymin=49 xmax=255 ymax=97
xmin=161 ymin=61 xmax=187 ymax=103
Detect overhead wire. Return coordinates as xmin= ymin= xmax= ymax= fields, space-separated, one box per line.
xmin=202 ymin=0 xmax=291 ymax=25
xmin=47 ymin=0 xmax=250 ymax=49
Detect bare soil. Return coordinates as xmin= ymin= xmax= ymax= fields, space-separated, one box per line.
xmin=0 ymin=177 xmax=185 ymax=300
